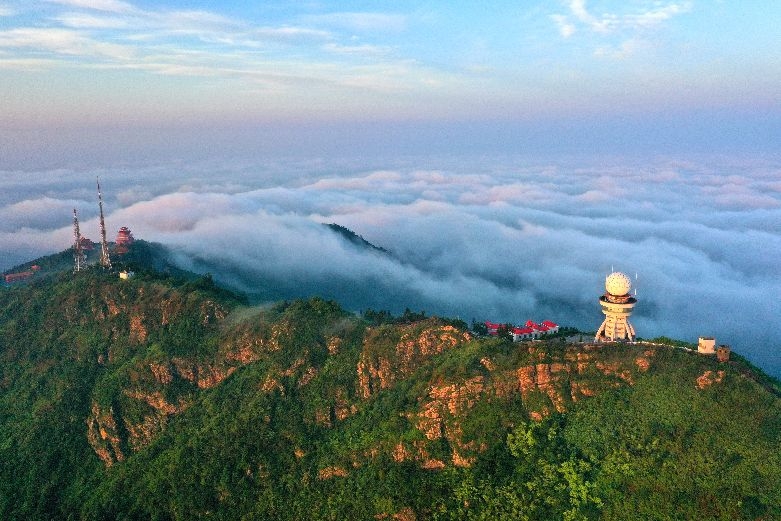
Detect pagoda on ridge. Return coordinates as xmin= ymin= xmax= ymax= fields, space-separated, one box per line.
xmin=114 ymin=227 xmax=135 ymax=255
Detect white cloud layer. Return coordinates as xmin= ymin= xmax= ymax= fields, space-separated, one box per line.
xmin=46 ymin=0 xmax=134 ymax=14
xmin=552 ymin=1 xmax=692 ymax=59
xmin=565 ymin=0 xmax=691 ymax=33
xmin=1 ymin=154 xmax=779 ymax=377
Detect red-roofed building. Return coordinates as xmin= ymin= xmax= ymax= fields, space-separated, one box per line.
xmin=541 ymin=320 xmax=559 ymax=333
xmin=116 ymin=227 xmax=134 ymax=245
xmin=79 ymin=237 xmax=95 ymax=251
xmin=485 ymin=321 xmax=501 ymax=336
xmin=114 ymin=227 xmax=135 ymax=255
xmin=512 ymin=320 xmax=559 ymax=341
xmin=511 ymin=326 xmax=535 ymax=340
xmin=484 ymin=319 xmax=559 ymax=341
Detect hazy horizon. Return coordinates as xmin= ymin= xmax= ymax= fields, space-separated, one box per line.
xmin=1 ymin=1 xmax=778 ymax=151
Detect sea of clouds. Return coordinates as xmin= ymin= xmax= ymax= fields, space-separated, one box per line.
xmin=1 ymin=153 xmax=779 ymax=375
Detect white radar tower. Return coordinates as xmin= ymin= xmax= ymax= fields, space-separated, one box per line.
xmin=595 ymin=271 xmax=637 ymax=342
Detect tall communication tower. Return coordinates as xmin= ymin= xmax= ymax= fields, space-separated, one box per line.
xmin=97 ymin=178 xmax=112 ymax=270
xmin=72 ymin=208 xmax=86 ymax=272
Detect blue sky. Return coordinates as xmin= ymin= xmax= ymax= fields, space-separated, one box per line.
xmin=0 ymin=0 xmax=778 ymax=144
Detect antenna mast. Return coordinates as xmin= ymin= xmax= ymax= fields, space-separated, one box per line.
xmin=73 ymin=208 xmax=85 ymax=272
xmin=97 ymin=178 xmax=112 ymax=270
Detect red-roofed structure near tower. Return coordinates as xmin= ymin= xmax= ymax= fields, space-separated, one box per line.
xmin=114 ymin=227 xmax=135 ymax=255
xmin=511 ymin=320 xmax=559 ymax=341
xmin=483 ymin=319 xmax=559 ymax=341
xmin=79 ymin=237 xmax=95 ymax=250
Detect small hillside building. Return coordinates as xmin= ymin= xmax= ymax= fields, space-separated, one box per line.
xmin=698 ymin=337 xmax=716 ymax=354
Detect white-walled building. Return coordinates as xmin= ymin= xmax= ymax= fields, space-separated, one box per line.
xmin=698 ymin=337 xmax=716 ymax=354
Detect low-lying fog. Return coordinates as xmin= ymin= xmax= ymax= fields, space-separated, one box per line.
xmin=1 ymin=153 xmax=779 ymax=375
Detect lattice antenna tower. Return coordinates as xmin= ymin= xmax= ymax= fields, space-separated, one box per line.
xmin=97 ymin=177 xmax=112 ymax=270
xmin=72 ymin=208 xmax=86 ymax=272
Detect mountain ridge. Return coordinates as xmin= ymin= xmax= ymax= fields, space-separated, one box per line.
xmin=0 ymin=245 xmax=779 ymax=520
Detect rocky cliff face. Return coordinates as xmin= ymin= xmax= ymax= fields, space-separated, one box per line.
xmin=357 ymin=321 xmax=472 ymax=399
xmin=82 ymin=292 xmax=665 ymax=471
xmin=58 ymin=276 xmax=241 ymax=462
xmin=60 ymin=278 xmax=716 ymax=474
xmin=86 ymin=401 xmax=125 ymax=467
xmin=397 ymin=344 xmax=655 ymax=466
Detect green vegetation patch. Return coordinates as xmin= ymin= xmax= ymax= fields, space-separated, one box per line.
xmin=0 ymin=267 xmax=779 ymax=520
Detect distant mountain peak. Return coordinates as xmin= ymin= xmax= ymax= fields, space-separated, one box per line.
xmin=324 ymin=223 xmax=390 ymax=255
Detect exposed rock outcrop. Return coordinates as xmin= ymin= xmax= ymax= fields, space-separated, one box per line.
xmin=401 ymin=344 xmax=658 ymax=467
xmin=86 ymin=402 xmax=125 ymax=467
xmin=149 ymin=362 xmax=174 ymax=384
xmin=170 ymin=358 xmax=236 ymax=389
xmin=696 ymin=370 xmax=726 ymax=389
xmin=318 ymin=466 xmax=348 ymax=480
xmin=129 ymin=313 xmax=147 ymax=343
xmin=357 ymin=321 xmax=472 ymax=399
xmin=82 ymin=291 xmax=662 ymax=475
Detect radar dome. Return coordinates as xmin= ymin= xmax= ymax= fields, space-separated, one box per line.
xmin=605 ymin=272 xmax=631 ymax=296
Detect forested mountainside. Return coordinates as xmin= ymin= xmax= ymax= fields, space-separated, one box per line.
xmin=0 ymin=265 xmax=779 ymax=520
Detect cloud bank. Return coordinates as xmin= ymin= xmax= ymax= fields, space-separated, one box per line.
xmin=1 ymin=154 xmax=779 ymax=376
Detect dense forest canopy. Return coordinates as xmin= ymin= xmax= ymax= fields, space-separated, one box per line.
xmin=0 ymin=248 xmax=779 ymax=520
